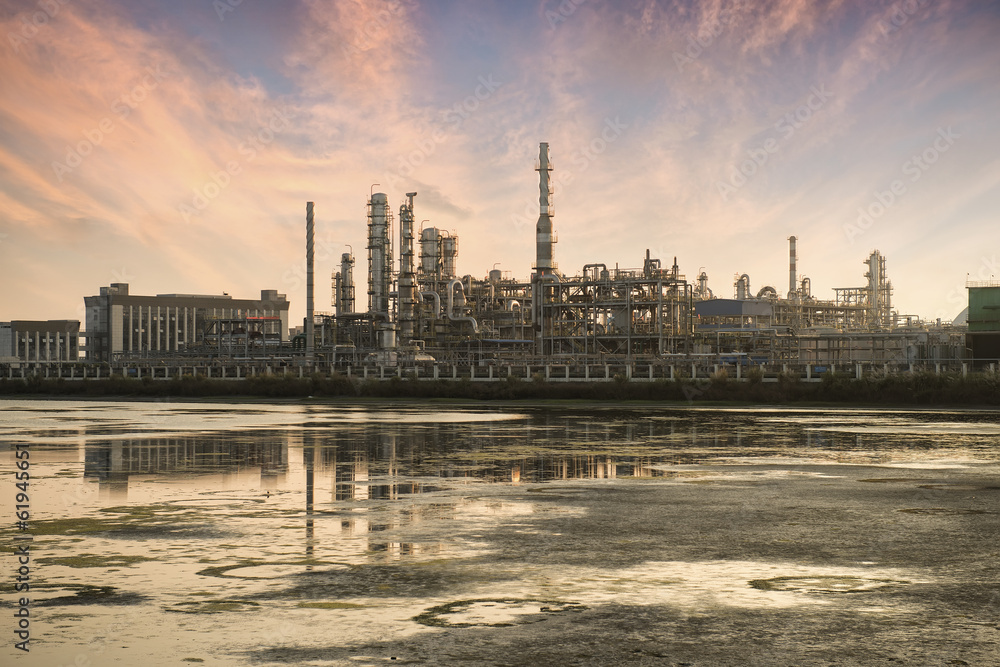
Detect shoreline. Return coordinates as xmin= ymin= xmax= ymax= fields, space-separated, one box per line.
xmin=1 ymin=371 xmax=998 ymax=406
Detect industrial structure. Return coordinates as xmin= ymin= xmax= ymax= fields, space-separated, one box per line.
xmin=0 ymin=320 xmax=80 ymax=363
xmin=0 ymin=142 xmax=983 ymax=377
xmin=83 ymin=283 xmax=289 ymax=363
xmin=966 ymin=282 xmax=1000 ymax=368
xmin=304 ymin=142 xmax=965 ymax=371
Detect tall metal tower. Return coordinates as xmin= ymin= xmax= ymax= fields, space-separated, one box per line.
xmin=367 ymin=193 xmax=393 ymax=318
xmin=534 ymin=142 xmax=556 ymax=276
xmin=398 ymin=192 xmax=418 ymax=341
xmin=305 ymin=202 xmax=315 ymax=365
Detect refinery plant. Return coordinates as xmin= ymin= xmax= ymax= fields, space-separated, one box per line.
xmin=314 ymin=142 xmax=964 ymax=370
xmin=3 ymin=142 xmax=982 ymax=378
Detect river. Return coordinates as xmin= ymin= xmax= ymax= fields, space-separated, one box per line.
xmin=2 ymin=399 xmax=999 ymax=665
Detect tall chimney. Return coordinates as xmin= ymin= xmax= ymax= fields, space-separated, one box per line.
xmin=306 ymin=202 xmax=315 ymax=365
xmin=535 ymin=142 xmax=556 ymax=275
xmin=788 ymin=235 xmax=797 ymax=297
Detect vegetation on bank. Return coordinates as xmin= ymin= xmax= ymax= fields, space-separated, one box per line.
xmin=1 ymin=369 xmax=998 ymax=405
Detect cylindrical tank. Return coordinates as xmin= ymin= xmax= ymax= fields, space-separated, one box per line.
xmin=420 ymin=227 xmax=439 ymax=277
xmin=368 ymin=193 xmax=391 ymax=316
xmin=736 ymin=274 xmax=750 ymax=300
xmin=339 ymin=252 xmax=355 ymax=314
xmin=788 ymin=235 xmax=797 ymax=297
xmin=441 ymin=234 xmax=458 ymax=279
xmin=398 ymin=193 xmax=417 ymax=340
xmin=488 ymin=269 xmax=502 ymax=284
xmin=380 ymin=327 xmax=396 ymax=349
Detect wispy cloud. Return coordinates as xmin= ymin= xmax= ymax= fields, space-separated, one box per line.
xmin=0 ymin=0 xmax=998 ymax=324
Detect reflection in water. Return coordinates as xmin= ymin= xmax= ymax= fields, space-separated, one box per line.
xmin=4 ymin=402 xmax=1000 ymax=666
xmin=305 ymin=433 xmax=315 ymax=563
xmin=78 ymin=408 xmax=1000 ymax=504
xmin=84 ymin=435 xmax=289 ymax=499
xmin=68 ymin=407 xmax=999 ymax=570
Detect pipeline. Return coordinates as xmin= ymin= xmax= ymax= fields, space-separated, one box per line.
xmin=736 ymin=274 xmax=751 ymax=300
xmin=447 ymin=279 xmax=479 ymax=333
xmin=420 ymin=291 xmax=441 ymax=317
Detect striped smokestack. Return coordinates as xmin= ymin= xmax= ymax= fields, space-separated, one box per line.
xmin=306 ymin=202 xmax=315 ymax=365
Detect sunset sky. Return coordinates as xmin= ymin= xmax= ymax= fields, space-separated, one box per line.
xmin=2 ymin=0 xmax=998 ymax=327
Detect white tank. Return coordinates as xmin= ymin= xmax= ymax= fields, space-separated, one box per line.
xmin=368 ymin=193 xmax=391 ymax=315
xmin=420 ymin=227 xmax=439 ymax=276
xmin=441 ymin=235 xmax=458 ymax=279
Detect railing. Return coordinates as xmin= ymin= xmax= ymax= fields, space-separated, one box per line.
xmin=5 ymin=359 xmax=997 ymax=383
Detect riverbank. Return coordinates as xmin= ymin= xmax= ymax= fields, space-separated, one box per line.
xmin=2 ymin=370 xmax=998 ymax=405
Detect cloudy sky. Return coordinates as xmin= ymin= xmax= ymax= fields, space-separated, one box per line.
xmin=2 ymin=0 xmax=998 ymax=327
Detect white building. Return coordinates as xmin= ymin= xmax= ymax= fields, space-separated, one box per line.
xmin=83 ymin=283 xmax=289 ymax=362
xmin=0 ymin=320 xmax=80 ymax=363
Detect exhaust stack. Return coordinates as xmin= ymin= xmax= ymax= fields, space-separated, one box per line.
xmin=306 ymin=202 xmax=315 ymax=365
xmin=535 ymin=142 xmax=556 ymax=275
xmin=788 ymin=235 xmax=797 ymax=297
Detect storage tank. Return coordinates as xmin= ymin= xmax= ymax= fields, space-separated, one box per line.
xmin=441 ymin=233 xmax=458 ymax=279
xmin=367 ymin=193 xmax=392 ymax=316
xmin=420 ymin=227 xmax=439 ymax=278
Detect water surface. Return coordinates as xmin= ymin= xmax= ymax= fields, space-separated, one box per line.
xmin=2 ymin=400 xmax=998 ymax=665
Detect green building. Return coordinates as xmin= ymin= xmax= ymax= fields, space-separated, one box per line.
xmin=966 ymin=283 xmax=1000 ymax=367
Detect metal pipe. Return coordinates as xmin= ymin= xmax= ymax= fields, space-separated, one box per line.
xmin=447 ymin=279 xmax=478 ymax=333
xmin=420 ymin=291 xmax=441 ymax=316
xmin=532 ymin=272 xmax=560 ymax=356
xmin=736 ymin=274 xmax=750 ymax=300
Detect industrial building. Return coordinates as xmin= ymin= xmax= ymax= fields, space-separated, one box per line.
xmin=966 ymin=282 xmax=1000 ymax=368
xmin=83 ymin=283 xmax=289 ymax=363
xmin=0 ymin=320 xmax=80 ymax=363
